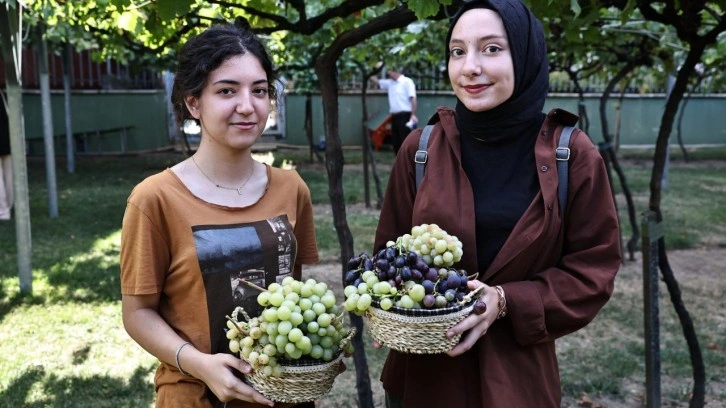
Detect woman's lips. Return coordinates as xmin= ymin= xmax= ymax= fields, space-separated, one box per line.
xmin=464 ymin=84 xmax=489 ymax=94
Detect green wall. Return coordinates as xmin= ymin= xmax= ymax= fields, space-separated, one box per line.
xmin=22 ymin=90 xmax=168 ymax=155
xmin=284 ymin=92 xmax=726 ymax=147
xmin=19 ymin=90 xmax=724 ymax=154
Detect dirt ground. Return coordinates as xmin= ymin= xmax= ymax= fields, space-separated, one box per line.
xmin=304 ymin=245 xmax=726 ymax=408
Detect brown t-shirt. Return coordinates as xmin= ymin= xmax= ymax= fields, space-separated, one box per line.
xmin=121 ymin=165 xmax=319 ymax=407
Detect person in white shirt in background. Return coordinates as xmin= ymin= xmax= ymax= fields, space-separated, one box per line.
xmin=372 ymin=68 xmax=418 ymax=155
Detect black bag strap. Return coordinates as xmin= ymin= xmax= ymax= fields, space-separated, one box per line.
xmin=415 ymin=125 xmax=434 ymax=190
xmin=556 ymin=126 xmax=576 ymax=215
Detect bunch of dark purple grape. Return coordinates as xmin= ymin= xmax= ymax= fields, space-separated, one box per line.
xmin=343 ymin=244 xmax=473 ymax=314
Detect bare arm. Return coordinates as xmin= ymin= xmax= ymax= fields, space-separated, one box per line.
xmin=122 ymin=294 xmax=274 ymax=406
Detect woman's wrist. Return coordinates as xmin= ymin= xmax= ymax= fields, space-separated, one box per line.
xmin=494 ymin=285 xmax=507 ymax=319
xmin=175 ymin=341 xmax=193 ymax=376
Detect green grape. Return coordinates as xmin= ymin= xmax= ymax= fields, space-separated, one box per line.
xmin=317 ymin=313 xmax=332 ymax=328
xmin=408 ymin=284 xmax=425 ymax=302
xmin=307 ymin=321 xmax=320 ymax=333
xmin=229 ymin=339 xmax=240 ymax=354
xmin=288 ymin=327 xmax=304 ymax=343
xmin=344 ymin=285 xmax=358 ymax=298
xmin=302 ymin=309 xmax=317 ymax=323
xmin=277 ymin=320 xmax=293 ymax=335
xmin=226 ymin=328 xmax=239 ymax=340
xmin=356 ymin=293 xmax=372 ymax=311
xmin=379 ymin=297 xmax=393 ymax=311
xmin=263 ymin=344 xmax=277 ymax=357
xmin=399 ymin=295 xmax=415 ymax=309
xmin=310 ymin=344 xmax=324 ymax=359
xmin=320 ymin=293 xmax=336 ymax=309
xmin=257 ymin=291 xmax=271 ymax=307
xmin=275 ymin=334 xmax=288 ymax=349
xmin=277 ymin=305 xmax=292 ymax=321
xmin=319 ymin=336 xmax=334 ymax=349
xmin=313 ymin=282 xmax=328 ymax=297
xmin=269 ymin=292 xmax=284 ymax=307
xmin=312 ymin=302 xmax=327 ymax=316
xmin=285 ymin=292 xmax=300 ymax=304
xmin=290 ymin=312 xmax=304 ymax=326
xmin=300 ymin=283 xmax=314 ymax=298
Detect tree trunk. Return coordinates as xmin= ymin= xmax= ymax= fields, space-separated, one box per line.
xmin=62 ymin=42 xmax=75 ymax=174
xmin=315 ymin=56 xmax=374 ymax=408
xmin=38 ymin=27 xmax=59 ymax=218
xmin=0 ymin=3 xmax=33 ymax=294
xmin=648 ymin=41 xmax=707 ymax=408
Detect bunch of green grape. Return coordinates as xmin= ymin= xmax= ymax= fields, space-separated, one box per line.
xmin=398 ymin=223 xmax=463 ymax=267
xmin=343 ymin=224 xmax=473 ymax=315
xmin=226 ymin=277 xmax=354 ymax=377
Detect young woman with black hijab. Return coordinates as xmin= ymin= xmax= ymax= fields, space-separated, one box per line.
xmin=373 ymin=1 xmax=621 ymax=406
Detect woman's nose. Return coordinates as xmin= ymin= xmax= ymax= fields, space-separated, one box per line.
xmin=462 ymin=52 xmax=482 ymax=77
xmin=236 ymin=93 xmax=254 ymax=114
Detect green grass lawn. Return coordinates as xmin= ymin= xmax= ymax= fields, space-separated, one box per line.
xmin=0 ymin=146 xmax=724 ymax=407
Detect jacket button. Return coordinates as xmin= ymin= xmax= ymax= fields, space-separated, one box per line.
xmin=541 ymin=165 xmax=548 ymax=172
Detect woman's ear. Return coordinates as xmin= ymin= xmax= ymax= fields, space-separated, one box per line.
xmin=184 ymin=96 xmax=200 ymax=119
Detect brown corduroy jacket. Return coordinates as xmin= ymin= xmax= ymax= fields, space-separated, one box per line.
xmin=373 ymin=107 xmax=621 ymax=408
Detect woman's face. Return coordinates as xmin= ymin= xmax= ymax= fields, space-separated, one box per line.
xmin=448 ymin=8 xmax=514 ymax=112
xmin=185 ymin=53 xmax=272 ymax=151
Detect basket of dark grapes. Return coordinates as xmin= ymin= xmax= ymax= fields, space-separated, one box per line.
xmin=226 ymin=277 xmax=355 ymax=403
xmin=344 ymin=224 xmax=485 ymax=354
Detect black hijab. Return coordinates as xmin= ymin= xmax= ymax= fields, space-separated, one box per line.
xmin=446 ymin=0 xmax=549 ymax=142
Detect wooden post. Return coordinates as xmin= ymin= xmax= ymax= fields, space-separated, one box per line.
xmin=642 ymin=210 xmax=663 ymax=408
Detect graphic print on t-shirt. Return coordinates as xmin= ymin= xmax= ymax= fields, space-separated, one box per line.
xmin=192 ymin=215 xmax=297 ymax=354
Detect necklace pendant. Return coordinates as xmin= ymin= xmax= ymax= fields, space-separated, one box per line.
xmin=236 ymin=187 xmax=245 ymax=195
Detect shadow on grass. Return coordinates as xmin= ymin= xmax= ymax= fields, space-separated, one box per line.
xmin=0 ymin=365 xmax=155 ymax=408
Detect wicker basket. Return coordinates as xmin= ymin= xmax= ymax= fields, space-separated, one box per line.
xmin=231 ymin=304 xmax=356 ymax=403
xmin=365 ymin=299 xmax=476 ymax=354
xmin=243 ymin=353 xmax=345 ymax=403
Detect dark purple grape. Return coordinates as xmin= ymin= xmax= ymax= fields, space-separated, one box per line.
xmin=455 ymin=291 xmax=466 ymax=302
xmin=414 ymin=258 xmax=428 ymax=272
xmin=422 ymin=280 xmax=435 ymax=294
xmin=346 ymin=256 xmax=361 ymax=269
xmin=394 ymin=275 xmax=403 ymax=286
xmin=377 ymin=270 xmax=388 ymax=280
xmin=400 ymin=266 xmax=412 ymax=281
xmin=424 ymin=268 xmax=438 ymax=281
xmin=411 ymin=269 xmax=423 ymax=281
xmin=394 ymin=256 xmax=406 ymax=268
xmin=406 ymin=251 xmax=419 ymax=266
xmin=384 ymin=247 xmax=396 ymax=261
xmin=459 ymin=274 xmax=469 ymax=288
xmin=435 ymin=280 xmax=448 ymax=294
xmin=387 ymin=265 xmax=397 ymax=279
xmin=375 ymin=258 xmax=389 ymax=271
xmin=473 ymin=301 xmax=487 ymax=315
xmin=423 ymin=294 xmax=436 ymax=308
xmin=363 ymin=258 xmax=374 ymax=271
xmin=446 ymin=274 xmax=461 ymax=289
xmin=344 ymin=270 xmax=358 ymax=284
xmin=353 ymin=278 xmax=363 ymax=287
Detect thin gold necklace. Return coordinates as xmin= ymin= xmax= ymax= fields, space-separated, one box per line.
xmin=191 ymin=155 xmax=254 ymax=195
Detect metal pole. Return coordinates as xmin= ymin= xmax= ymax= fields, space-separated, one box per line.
xmin=642 ymin=210 xmax=663 ymax=408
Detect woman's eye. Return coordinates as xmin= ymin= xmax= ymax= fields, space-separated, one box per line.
xmin=253 ymin=87 xmax=269 ymax=96
xmin=218 ymin=88 xmax=235 ymax=95
xmin=484 ymin=45 xmax=502 ymax=54
xmin=449 ymin=48 xmax=465 ymax=58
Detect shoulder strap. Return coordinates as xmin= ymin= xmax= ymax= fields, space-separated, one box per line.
xmin=556 ymin=126 xmax=576 ymax=215
xmin=415 ymin=125 xmax=434 ymax=190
